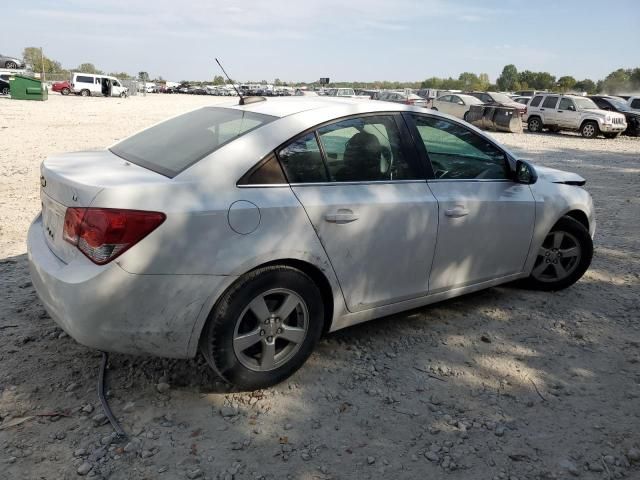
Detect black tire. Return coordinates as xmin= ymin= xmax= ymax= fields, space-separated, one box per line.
xmin=61 ymin=88 xmax=70 ymax=96
xmin=80 ymin=89 xmax=90 ymax=97
xmin=463 ymin=111 xmax=469 ymax=122
xmin=1 ymin=87 xmax=8 ymax=95
xmin=431 ymin=107 xmax=438 ymax=111
xmin=5 ymin=61 xmax=17 ymax=69
xmin=200 ymin=265 xmax=325 ymax=390
xmin=580 ymin=121 xmax=599 ymax=138
xmin=603 ymin=132 xmax=619 ymax=139
xmin=522 ymin=216 xmax=593 ymax=291
xmin=527 ymin=116 xmax=543 ymax=133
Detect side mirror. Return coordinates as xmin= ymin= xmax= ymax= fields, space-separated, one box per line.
xmin=568 ymin=105 xmax=576 ymax=111
xmin=514 ymin=159 xmax=538 ymax=185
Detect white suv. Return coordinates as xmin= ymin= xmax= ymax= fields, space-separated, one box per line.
xmin=526 ymin=94 xmax=627 ymax=138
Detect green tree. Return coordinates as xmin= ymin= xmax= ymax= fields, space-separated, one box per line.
xmin=601 ymin=68 xmax=631 ymax=93
xmin=109 ymin=72 xmax=132 ymax=80
xmin=76 ymin=63 xmax=103 ymax=74
xmin=212 ymin=75 xmax=225 ymax=85
xmin=496 ymin=64 xmax=518 ymax=91
xmin=458 ymin=72 xmax=479 ymax=90
xmin=22 ymin=47 xmax=64 ymax=74
xmin=477 ymin=73 xmax=490 ymax=91
xmin=557 ymin=75 xmax=577 ymax=92
xmin=274 ymin=78 xmax=282 ymax=86
xmin=573 ymin=79 xmax=596 ymax=94
xmin=534 ymin=72 xmax=556 ymax=90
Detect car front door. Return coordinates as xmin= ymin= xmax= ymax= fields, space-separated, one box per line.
xmin=406 ymin=114 xmax=536 ymax=292
xmin=278 ymin=114 xmax=438 ymax=312
xmin=557 ymin=97 xmax=579 ymax=128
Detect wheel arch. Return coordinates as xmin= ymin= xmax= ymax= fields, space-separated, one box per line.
xmin=188 ymin=257 xmax=338 ymax=358
xmin=563 ymin=209 xmax=589 ymax=231
xmin=579 ymin=118 xmax=598 ymax=130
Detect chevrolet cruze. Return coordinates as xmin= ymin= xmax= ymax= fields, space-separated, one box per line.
xmin=28 ymin=97 xmax=595 ymax=389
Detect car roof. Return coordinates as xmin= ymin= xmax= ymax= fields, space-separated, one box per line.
xmin=221 ymin=96 xmax=405 ymax=118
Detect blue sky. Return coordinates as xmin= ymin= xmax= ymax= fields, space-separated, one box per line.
xmin=3 ymin=0 xmax=639 ymax=83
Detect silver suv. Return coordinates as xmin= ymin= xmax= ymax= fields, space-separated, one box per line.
xmin=526 ymin=94 xmax=627 ymax=138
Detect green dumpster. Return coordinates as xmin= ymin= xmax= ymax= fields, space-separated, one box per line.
xmin=9 ymin=74 xmax=48 ymax=101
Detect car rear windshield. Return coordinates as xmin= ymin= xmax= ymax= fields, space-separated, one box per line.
xmin=110 ymin=107 xmax=276 ymax=177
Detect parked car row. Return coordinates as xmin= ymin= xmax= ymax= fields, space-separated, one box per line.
xmin=0 ymin=53 xmax=25 ymax=70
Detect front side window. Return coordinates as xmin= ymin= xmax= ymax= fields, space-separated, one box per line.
xmin=631 ymin=99 xmax=640 ymax=109
xmin=111 ymin=107 xmax=275 ymax=177
xmin=316 ymin=115 xmax=419 ymax=182
xmin=439 ymin=95 xmax=452 ymax=103
xmin=558 ymin=98 xmax=575 ymax=110
xmin=542 ymin=96 xmax=559 ymax=109
xmin=412 ymin=115 xmax=509 ymax=180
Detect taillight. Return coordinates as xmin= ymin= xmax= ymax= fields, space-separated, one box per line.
xmin=63 ymin=208 xmax=165 ymax=265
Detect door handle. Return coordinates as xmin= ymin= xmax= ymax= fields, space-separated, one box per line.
xmin=445 ymin=206 xmax=469 ymax=218
xmin=325 ymin=209 xmax=358 ymax=224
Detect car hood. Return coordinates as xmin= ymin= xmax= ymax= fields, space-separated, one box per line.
xmin=535 ymin=165 xmax=586 ymax=186
xmin=583 ymin=109 xmax=625 ymax=119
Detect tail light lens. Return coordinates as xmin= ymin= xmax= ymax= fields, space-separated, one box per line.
xmin=63 ymin=208 xmax=165 ymax=265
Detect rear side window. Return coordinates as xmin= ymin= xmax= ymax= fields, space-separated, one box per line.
xmin=76 ymin=76 xmax=93 ymax=84
xmin=542 ymin=96 xmax=559 ymax=109
xmin=277 ymin=133 xmax=328 ymax=183
xmin=110 ymin=108 xmax=276 ymax=177
xmin=530 ymin=96 xmax=543 ymax=107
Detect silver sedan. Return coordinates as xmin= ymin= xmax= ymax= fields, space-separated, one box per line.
xmin=28 ymin=97 xmax=595 ymax=389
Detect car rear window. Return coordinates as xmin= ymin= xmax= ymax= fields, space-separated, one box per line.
xmin=110 ymin=107 xmax=276 ymax=177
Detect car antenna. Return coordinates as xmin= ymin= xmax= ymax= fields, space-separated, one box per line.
xmin=215 ymin=58 xmax=265 ymax=106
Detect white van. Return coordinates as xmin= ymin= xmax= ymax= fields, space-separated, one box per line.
xmin=71 ymin=73 xmax=128 ymax=97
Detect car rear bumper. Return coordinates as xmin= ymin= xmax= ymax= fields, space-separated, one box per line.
xmin=27 ymin=213 xmax=226 ymax=358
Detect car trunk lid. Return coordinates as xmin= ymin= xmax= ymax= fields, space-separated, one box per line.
xmin=40 ymin=150 xmax=168 ymax=263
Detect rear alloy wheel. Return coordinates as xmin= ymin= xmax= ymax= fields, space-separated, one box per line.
xmin=581 ymin=121 xmax=599 ymax=138
xmin=527 ymin=117 xmax=542 ymax=133
xmin=61 ymin=88 xmax=70 ymax=96
xmin=5 ymin=61 xmax=18 ymax=69
xmin=523 ymin=216 xmax=593 ymax=291
xmin=1 ymin=87 xmax=8 ymax=95
xmin=80 ymin=89 xmax=90 ymax=97
xmin=200 ymin=265 xmax=324 ymax=390
xmin=603 ymin=132 xmax=619 ymax=139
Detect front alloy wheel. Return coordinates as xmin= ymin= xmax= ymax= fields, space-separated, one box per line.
xmin=531 ymin=231 xmax=581 ymax=283
xmin=523 ymin=216 xmax=593 ymax=291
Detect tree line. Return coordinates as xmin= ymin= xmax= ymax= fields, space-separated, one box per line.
xmin=20 ymin=47 xmax=640 ymax=94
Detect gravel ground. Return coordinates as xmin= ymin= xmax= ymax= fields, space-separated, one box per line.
xmin=1 ymin=94 xmax=639 ymax=480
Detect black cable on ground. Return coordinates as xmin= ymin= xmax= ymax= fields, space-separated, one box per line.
xmin=98 ymin=351 xmax=127 ymax=442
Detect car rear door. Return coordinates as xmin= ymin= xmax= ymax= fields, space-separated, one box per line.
xmin=540 ymin=95 xmax=560 ymax=125
xmin=405 ymin=113 xmax=535 ymax=292
xmin=278 ymin=114 xmax=438 ymax=312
